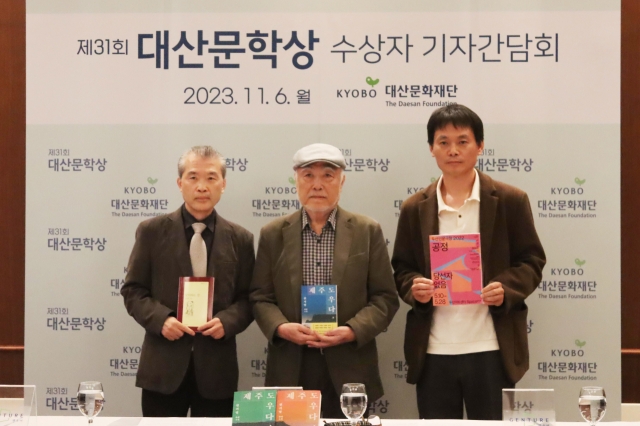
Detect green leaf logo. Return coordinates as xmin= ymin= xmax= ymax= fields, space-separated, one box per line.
xmin=575 ymin=177 xmax=586 ymax=186
xmin=147 ymin=177 xmax=158 ymax=185
xmin=575 ymin=258 xmax=586 ymax=267
xmin=288 ymin=177 xmax=295 ymax=185
xmin=366 ymin=76 xmax=380 ymax=87
xmin=575 ymin=339 xmax=586 ymax=348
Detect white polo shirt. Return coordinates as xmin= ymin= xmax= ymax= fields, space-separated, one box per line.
xmin=427 ymin=169 xmax=500 ymax=355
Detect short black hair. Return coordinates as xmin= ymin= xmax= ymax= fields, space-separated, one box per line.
xmin=427 ymin=104 xmax=484 ymax=146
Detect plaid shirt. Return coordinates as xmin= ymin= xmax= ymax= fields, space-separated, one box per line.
xmin=301 ymin=208 xmax=337 ymax=285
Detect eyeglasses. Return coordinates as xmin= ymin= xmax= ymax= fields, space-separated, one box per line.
xmin=324 ymin=415 xmax=382 ymax=426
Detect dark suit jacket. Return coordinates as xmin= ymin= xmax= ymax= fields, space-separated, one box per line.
xmin=250 ymin=207 xmax=399 ymax=402
xmin=121 ymin=206 xmax=254 ymax=399
xmin=391 ymin=171 xmax=545 ymax=384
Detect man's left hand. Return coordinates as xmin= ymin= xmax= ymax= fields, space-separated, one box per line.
xmin=481 ymin=282 xmax=504 ymax=306
xmin=198 ymin=317 xmax=225 ymax=339
xmin=306 ymin=326 xmax=356 ymax=348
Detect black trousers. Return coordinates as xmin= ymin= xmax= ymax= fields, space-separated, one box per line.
xmin=141 ymin=354 xmax=233 ymax=417
xmin=299 ymin=347 xmax=344 ymax=419
xmin=299 ymin=347 xmax=371 ymax=419
xmin=416 ymin=351 xmax=513 ymax=420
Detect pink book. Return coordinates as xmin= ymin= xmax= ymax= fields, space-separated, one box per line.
xmin=429 ymin=233 xmax=482 ymax=306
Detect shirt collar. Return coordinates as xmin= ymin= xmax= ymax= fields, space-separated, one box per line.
xmin=302 ymin=207 xmax=338 ymax=231
xmin=436 ymin=169 xmax=480 ymax=213
xmin=181 ymin=203 xmax=216 ymax=232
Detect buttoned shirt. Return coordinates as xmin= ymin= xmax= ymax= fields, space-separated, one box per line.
xmin=301 ymin=208 xmax=337 ymax=285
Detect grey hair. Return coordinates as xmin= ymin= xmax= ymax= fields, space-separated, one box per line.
xmin=177 ymin=146 xmax=226 ymax=178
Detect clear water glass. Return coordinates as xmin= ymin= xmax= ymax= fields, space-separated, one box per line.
xmin=579 ymin=386 xmax=606 ymax=425
xmin=77 ymin=381 xmax=105 ymax=424
xmin=341 ymin=383 xmax=367 ymax=425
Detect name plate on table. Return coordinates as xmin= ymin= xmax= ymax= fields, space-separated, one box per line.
xmin=503 ymin=389 xmax=555 ymax=426
xmin=177 ymin=277 xmax=214 ymax=330
xmin=429 ymin=233 xmax=483 ymax=306
xmin=301 ymin=284 xmax=337 ymax=335
xmin=0 ymin=385 xmax=37 ymax=425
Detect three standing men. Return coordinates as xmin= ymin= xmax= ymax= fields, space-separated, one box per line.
xmin=121 ymin=146 xmax=255 ymax=417
xmin=250 ymin=143 xmax=399 ymax=418
xmin=121 ymin=110 xmax=543 ymax=420
xmin=393 ymin=104 xmax=545 ymax=419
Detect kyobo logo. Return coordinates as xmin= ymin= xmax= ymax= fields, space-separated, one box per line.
xmin=265 ymin=186 xmax=297 ymax=194
xmin=551 ymin=177 xmax=586 ymax=195
xmin=551 ymin=187 xmax=583 ymax=195
xmin=551 ymin=341 xmax=585 ymax=357
xmin=550 ymin=266 xmax=584 ymax=276
xmin=124 ymin=186 xmax=157 ymax=194
xmin=125 ymin=178 xmax=159 ymax=194
xmin=547 ymin=258 xmax=586 ymax=275
xmin=336 ymin=89 xmax=377 ymax=98
xmin=336 ymin=76 xmax=378 ymax=99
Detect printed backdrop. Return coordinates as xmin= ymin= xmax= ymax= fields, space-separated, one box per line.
xmin=25 ymin=0 xmax=620 ymax=421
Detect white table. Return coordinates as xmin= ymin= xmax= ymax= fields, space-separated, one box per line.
xmin=30 ymin=418 xmax=629 ymax=426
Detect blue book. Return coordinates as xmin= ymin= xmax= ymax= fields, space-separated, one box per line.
xmin=301 ymin=284 xmax=338 ymax=335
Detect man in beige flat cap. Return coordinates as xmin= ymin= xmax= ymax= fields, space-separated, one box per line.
xmin=250 ymin=143 xmax=399 ymax=418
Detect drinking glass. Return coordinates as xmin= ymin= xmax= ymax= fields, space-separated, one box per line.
xmin=77 ymin=381 xmax=105 ymax=424
xmin=579 ymin=386 xmax=606 ymax=426
xmin=341 ymin=383 xmax=367 ymax=426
